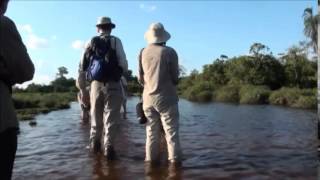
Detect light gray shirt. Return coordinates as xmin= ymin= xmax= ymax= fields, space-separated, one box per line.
xmin=138 ymin=44 xmax=179 ymax=110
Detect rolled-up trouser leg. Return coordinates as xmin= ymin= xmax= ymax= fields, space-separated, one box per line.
xmin=144 ymin=107 xmax=161 ymax=162
xmin=90 ymin=82 xmax=104 ymax=145
xmin=103 ymin=94 xmax=122 ymax=152
xmin=158 ymin=104 xmax=181 ymax=162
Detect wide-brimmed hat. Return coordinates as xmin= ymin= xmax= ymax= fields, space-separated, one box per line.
xmin=144 ymin=22 xmax=171 ymax=44
xmin=96 ymin=17 xmax=115 ymax=29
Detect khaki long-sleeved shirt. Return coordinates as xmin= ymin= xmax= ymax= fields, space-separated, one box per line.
xmin=0 ymin=15 xmax=35 ymax=132
xmin=77 ymin=33 xmax=128 ymax=90
xmin=138 ymin=44 xmax=179 ymax=111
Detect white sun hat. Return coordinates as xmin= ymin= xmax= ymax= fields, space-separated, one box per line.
xmin=96 ymin=16 xmax=115 ymax=28
xmin=144 ymin=22 xmax=171 ymax=44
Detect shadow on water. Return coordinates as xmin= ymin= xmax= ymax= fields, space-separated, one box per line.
xmin=12 ymin=97 xmax=317 ymax=180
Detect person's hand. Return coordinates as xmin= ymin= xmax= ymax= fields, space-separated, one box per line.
xmin=81 ymin=90 xmax=90 ymax=107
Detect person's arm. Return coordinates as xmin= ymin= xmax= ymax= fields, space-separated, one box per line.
xmin=1 ymin=16 xmax=34 ymax=84
xmin=76 ymin=40 xmax=92 ymax=106
xmin=77 ymin=40 xmax=91 ymax=90
xmin=114 ymin=37 xmax=128 ymax=72
xmin=137 ymin=48 xmax=144 ymax=85
xmin=168 ymin=48 xmax=179 ymax=85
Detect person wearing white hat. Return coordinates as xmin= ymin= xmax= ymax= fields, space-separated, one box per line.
xmin=77 ymin=16 xmax=128 ymax=159
xmin=138 ymin=22 xmax=181 ymax=164
xmin=0 ymin=0 xmax=35 ymax=179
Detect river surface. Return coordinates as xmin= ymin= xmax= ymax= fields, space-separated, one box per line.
xmin=12 ymin=97 xmax=317 ymax=180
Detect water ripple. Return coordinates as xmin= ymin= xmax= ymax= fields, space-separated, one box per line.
xmin=12 ymin=98 xmax=317 ymax=179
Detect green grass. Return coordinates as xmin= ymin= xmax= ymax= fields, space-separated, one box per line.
xmin=269 ymin=88 xmax=316 ymax=109
xmin=213 ymin=85 xmax=240 ymax=103
xmin=239 ymin=85 xmax=271 ymax=104
xmin=180 ymin=84 xmax=316 ymax=109
xmin=181 ymin=82 xmax=215 ymax=102
xmin=12 ymin=92 xmax=76 ymax=120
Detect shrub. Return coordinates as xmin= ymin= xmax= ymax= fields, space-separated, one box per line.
xmin=196 ymin=91 xmax=212 ymax=102
xmin=269 ymin=88 xmax=300 ymax=106
xmin=40 ymin=95 xmax=56 ymax=108
xmin=214 ymin=85 xmax=240 ymax=102
xmin=12 ymin=93 xmax=41 ymax=109
xmin=292 ymin=96 xmax=317 ymax=109
xmin=269 ymin=87 xmax=316 ymax=109
xmin=12 ymin=92 xmax=76 ymax=120
xmin=182 ymin=81 xmax=215 ymax=101
xmin=239 ymin=85 xmax=271 ymax=104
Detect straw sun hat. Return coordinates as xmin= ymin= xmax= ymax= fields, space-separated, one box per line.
xmin=96 ymin=16 xmax=115 ymax=29
xmin=144 ymin=22 xmax=171 ymax=44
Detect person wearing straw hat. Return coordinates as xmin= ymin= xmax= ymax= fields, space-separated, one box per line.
xmin=138 ymin=22 xmax=181 ymax=164
xmin=0 ymin=0 xmax=35 ymax=179
xmin=77 ymin=16 xmax=128 ymax=160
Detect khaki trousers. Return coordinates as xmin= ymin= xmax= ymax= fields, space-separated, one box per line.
xmin=90 ymin=81 xmax=123 ymax=153
xmin=143 ymin=103 xmax=181 ymax=162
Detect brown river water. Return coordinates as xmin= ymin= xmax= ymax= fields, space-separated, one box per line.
xmin=12 ymin=97 xmax=317 ymax=180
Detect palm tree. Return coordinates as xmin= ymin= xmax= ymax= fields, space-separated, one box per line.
xmin=303 ymin=7 xmax=319 ymax=53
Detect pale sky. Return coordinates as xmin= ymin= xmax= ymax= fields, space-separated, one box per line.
xmin=5 ymin=0 xmax=317 ymax=86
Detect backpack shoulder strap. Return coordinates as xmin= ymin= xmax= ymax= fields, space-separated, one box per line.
xmin=107 ymin=35 xmax=116 ymax=51
xmin=106 ymin=36 xmax=119 ymax=64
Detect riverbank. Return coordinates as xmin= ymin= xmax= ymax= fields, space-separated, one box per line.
xmin=180 ymin=85 xmax=317 ymax=109
xmin=11 ymin=85 xmax=316 ymax=122
xmin=13 ymin=92 xmax=76 ymax=120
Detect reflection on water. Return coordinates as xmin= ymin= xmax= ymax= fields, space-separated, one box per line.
xmin=13 ymin=97 xmax=317 ymax=180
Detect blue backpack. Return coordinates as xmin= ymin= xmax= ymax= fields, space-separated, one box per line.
xmin=86 ymin=36 xmax=123 ymax=82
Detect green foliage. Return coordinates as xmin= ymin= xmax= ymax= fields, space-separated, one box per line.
xmin=51 ymin=77 xmax=77 ymax=92
xmin=196 ymin=91 xmax=212 ymax=102
xmin=293 ymin=96 xmax=317 ymax=109
xmin=214 ymin=85 xmax=240 ymax=102
xmin=282 ymin=47 xmax=317 ymax=88
xmin=269 ymin=88 xmax=316 ymax=109
xmin=12 ymin=92 xmax=75 ymax=120
xmin=177 ymin=41 xmax=317 ymax=109
xmin=202 ymin=59 xmax=228 ymax=85
xmin=182 ymin=81 xmax=215 ymax=101
xmin=178 ymin=76 xmax=195 ymax=95
xmin=269 ymin=88 xmax=300 ymax=106
xmin=24 ymin=83 xmax=54 ymax=93
xmin=239 ymin=85 xmax=271 ymax=104
xmin=225 ymin=55 xmax=285 ymax=89
xmin=249 ymin=42 xmax=270 ymax=57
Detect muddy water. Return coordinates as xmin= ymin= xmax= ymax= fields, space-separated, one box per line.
xmin=12 ymin=97 xmax=317 ymax=180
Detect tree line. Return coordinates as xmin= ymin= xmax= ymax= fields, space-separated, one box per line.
xmin=176 ymin=7 xmax=318 ymax=108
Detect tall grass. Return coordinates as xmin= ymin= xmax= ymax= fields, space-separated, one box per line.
xmin=12 ymin=92 xmax=76 ymax=120
xmin=269 ymin=88 xmax=316 ymax=109
xmin=213 ymin=85 xmax=240 ymax=102
xmin=181 ymin=83 xmax=316 ymax=109
xmin=182 ymin=82 xmax=215 ymax=102
xmin=239 ymin=85 xmax=271 ymax=104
